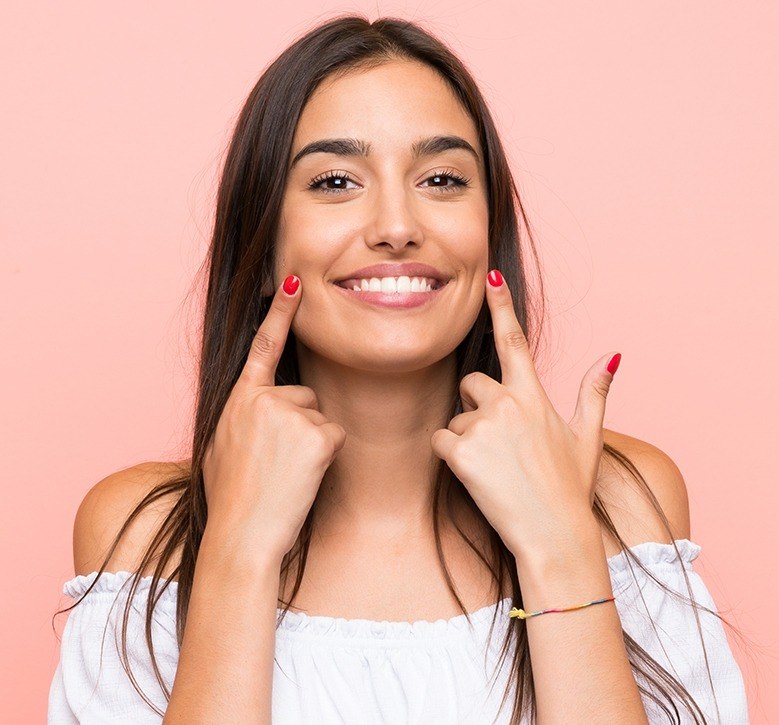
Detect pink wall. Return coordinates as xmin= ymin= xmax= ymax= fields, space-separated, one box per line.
xmin=3 ymin=2 xmax=775 ymax=722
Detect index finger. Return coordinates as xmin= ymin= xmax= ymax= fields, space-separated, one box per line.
xmin=485 ymin=268 xmax=542 ymax=394
xmin=241 ymin=274 xmax=301 ymax=387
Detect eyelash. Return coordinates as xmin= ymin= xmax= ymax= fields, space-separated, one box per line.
xmin=307 ymin=168 xmax=472 ymax=195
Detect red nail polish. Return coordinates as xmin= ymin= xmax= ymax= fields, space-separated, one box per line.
xmin=283 ymin=275 xmax=300 ymax=295
xmin=488 ymin=269 xmax=504 ymax=287
xmin=607 ymin=353 xmax=621 ymax=375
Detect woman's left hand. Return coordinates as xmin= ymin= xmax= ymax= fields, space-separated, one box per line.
xmin=430 ymin=269 xmax=621 ymax=563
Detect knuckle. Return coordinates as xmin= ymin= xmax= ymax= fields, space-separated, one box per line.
xmin=255 ymin=390 xmax=280 ymax=414
xmin=450 ymin=438 xmax=473 ymax=470
xmin=313 ymin=426 xmax=334 ymax=453
xmin=494 ymin=394 xmax=518 ymax=416
xmin=309 ymin=409 xmax=327 ymax=425
xmin=289 ymin=406 xmax=312 ymax=426
xmin=251 ymin=331 xmax=277 ymax=358
xmin=503 ymin=330 xmax=528 ymax=351
xmin=470 ymin=416 xmax=491 ymax=436
xmin=302 ymin=386 xmax=320 ymax=407
xmin=461 ymin=371 xmax=480 ymax=387
xmin=593 ymin=378 xmax=610 ymax=400
xmin=446 ymin=434 xmax=462 ymax=457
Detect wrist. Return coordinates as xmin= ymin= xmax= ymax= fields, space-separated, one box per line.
xmin=202 ymin=520 xmax=287 ymax=574
xmin=511 ymin=510 xmax=604 ymax=573
xmin=511 ymin=521 xmax=614 ymax=616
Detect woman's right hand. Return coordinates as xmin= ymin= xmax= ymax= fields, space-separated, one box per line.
xmin=201 ymin=274 xmax=347 ymax=561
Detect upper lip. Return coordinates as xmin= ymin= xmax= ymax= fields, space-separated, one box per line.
xmin=332 ymin=263 xmax=450 ymax=284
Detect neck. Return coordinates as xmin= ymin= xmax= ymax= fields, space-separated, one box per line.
xmin=296 ymin=343 xmax=459 ymax=544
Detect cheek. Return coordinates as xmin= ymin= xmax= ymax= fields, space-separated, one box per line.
xmin=276 ymin=197 xmax=322 ymax=262
xmin=446 ymin=232 xmax=489 ymax=275
xmin=279 ymin=207 xmax=357 ymax=269
xmin=432 ymin=202 xmax=488 ymax=254
xmin=272 ymin=234 xmax=328 ymax=280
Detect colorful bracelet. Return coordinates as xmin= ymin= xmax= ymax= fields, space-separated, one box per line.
xmin=508 ymin=595 xmax=615 ymax=620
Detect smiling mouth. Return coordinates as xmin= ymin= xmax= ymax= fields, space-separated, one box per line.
xmin=330 ymin=277 xmax=450 ymax=309
xmin=333 ymin=277 xmax=447 ymax=293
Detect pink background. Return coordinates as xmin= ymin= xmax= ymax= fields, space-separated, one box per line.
xmin=2 ymin=2 xmax=776 ymax=722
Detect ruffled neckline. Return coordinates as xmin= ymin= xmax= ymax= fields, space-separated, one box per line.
xmin=276 ymin=595 xmax=514 ymax=640
xmin=61 ymin=538 xmax=700 ymax=640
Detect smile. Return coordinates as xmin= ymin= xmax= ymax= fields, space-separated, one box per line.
xmin=331 ymin=277 xmax=450 ymax=309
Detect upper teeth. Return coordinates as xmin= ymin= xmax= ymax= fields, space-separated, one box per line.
xmin=342 ymin=276 xmax=439 ymax=293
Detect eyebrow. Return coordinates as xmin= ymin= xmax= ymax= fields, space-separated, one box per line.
xmin=289 ymin=134 xmax=480 ymax=169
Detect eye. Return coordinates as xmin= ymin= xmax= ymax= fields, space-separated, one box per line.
xmin=307 ymin=170 xmax=359 ymax=194
xmin=420 ymin=168 xmax=472 ymax=193
xmin=307 ymin=168 xmax=472 ymax=195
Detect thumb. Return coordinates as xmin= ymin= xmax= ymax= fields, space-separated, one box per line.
xmin=570 ymin=352 xmax=621 ymax=440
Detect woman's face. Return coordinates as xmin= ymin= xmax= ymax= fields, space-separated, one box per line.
xmin=277 ymin=59 xmax=490 ymax=374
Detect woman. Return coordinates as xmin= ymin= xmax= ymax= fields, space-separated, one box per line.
xmin=48 ymin=15 xmax=749 ymax=724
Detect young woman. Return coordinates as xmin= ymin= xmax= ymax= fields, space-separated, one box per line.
xmin=48 ymin=15 xmax=749 ymax=724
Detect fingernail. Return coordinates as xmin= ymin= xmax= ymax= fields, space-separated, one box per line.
xmin=283 ymin=275 xmax=300 ymax=295
xmin=487 ymin=269 xmax=504 ymax=287
xmin=607 ymin=353 xmax=622 ymax=376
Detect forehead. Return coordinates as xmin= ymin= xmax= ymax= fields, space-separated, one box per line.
xmin=292 ymin=59 xmax=479 ymax=155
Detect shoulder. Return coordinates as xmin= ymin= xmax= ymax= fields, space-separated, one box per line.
xmin=72 ymin=460 xmax=190 ymax=579
xmin=597 ymin=429 xmax=691 ymax=557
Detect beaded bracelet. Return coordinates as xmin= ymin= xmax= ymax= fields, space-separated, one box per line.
xmin=508 ymin=595 xmax=615 ymax=620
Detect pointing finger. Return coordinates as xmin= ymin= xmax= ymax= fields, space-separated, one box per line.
xmin=240 ymin=274 xmax=301 ymax=388
xmin=485 ymin=269 xmax=544 ymax=396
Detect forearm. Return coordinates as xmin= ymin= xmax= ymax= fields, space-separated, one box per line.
xmin=514 ymin=518 xmax=648 ymax=724
xmin=163 ymin=523 xmax=283 ymax=724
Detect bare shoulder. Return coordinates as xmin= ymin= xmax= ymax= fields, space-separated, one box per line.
xmin=597 ymin=429 xmax=692 ymax=557
xmin=72 ymin=459 xmax=190 ymax=579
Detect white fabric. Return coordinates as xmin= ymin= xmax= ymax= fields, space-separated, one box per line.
xmin=48 ymin=539 xmax=749 ymax=724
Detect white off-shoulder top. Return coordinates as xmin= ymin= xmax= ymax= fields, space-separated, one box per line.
xmin=47 ymin=539 xmax=749 ymax=724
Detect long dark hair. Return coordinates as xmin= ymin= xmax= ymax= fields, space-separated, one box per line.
xmin=53 ymin=15 xmax=749 ymax=723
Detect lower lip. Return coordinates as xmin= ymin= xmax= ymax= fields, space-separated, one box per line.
xmin=331 ymin=281 xmax=449 ymax=308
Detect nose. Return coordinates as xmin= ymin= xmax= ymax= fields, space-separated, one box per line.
xmin=365 ymin=183 xmax=424 ymax=251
